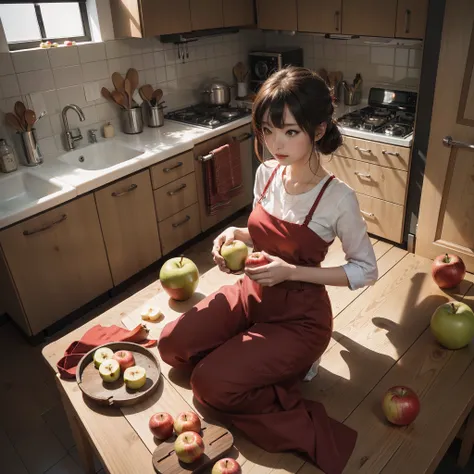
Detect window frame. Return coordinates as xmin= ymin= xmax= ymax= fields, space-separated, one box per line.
xmin=3 ymin=2 xmax=91 ymax=51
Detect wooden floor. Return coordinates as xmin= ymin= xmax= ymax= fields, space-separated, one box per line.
xmin=1 ymin=211 xmax=474 ymax=474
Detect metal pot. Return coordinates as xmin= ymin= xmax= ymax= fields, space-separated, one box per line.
xmin=201 ymin=78 xmax=231 ymax=105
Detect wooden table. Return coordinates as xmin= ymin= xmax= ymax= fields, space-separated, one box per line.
xmin=42 ymin=248 xmax=474 ymax=474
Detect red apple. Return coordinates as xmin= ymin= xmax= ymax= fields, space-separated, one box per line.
xmin=245 ymin=251 xmax=270 ymax=268
xmin=212 ymin=458 xmax=242 ymax=474
xmin=112 ymin=350 xmax=135 ymax=371
xmin=174 ymin=411 xmax=201 ymax=434
xmin=159 ymin=256 xmax=199 ymax=301
xmin=382 ymin=386 xmax=420 ymax=426
xmin=174 ymin=431 xmax=204 ymax=464
xmin=149 ymin=412 xmax=174 ymax=440
xmin=432 ymin=253 xmax=466 ymax=289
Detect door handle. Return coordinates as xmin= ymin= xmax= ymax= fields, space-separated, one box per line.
xmin=354 ymin=171 xmax=371 ymax=179
xmin=360 ymin=210 xmax=375 ymax=218
xmin=111 ymin=183 xmax=138 ymax=197
xmin=172 ymin=215 xmax=191 ymax=228
xmin=167 ymin=183 xmax=187 ymax=196
xmin=443 ymin=136 xmax=474 ymax=150
xmin=334 ymin=11 xmax=340 ymax=31
xmin=382 ymin=150 xmax=401 ymax=157
xmin=163 ymin=161 xmax=183 ymax=172
xmin=23 ymin=214 xmax=67 ymax=236
xmin=405 ymin=9 xmax=411 ymax=34
xmin=354 ymin=146 xmax=372 ymax=153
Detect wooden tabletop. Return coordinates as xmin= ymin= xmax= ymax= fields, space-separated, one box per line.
xmin=42 ymin=243 xmax=474 ymax=474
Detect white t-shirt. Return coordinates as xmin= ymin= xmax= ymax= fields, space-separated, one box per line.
xmin=252 ymin=160 xmax=378 ymax=290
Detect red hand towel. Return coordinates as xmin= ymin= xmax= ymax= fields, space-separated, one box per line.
xmin=56 ymin=324 xmax=157 ymax=379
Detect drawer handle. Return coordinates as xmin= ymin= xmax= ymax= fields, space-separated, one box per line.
xmin=354 ymin=146 xmax=372 ymax=153
xmin=23 ymin=214 xmax=67 ymax=236
xmin=163 ymin=161 xmax=183 ymax=172
xmin=360 ymin=210 xmax=375 ymax=218
xmin=334 ymin=10 xmax=340 ymax=31
xmin=172 ymin=215 xmax=191 ymax=228
xmin=112 ymin=183 xmax=138 ymax=197
xmin=382 ymin=150 xmax=401 ymax=157
xmin=354 ymin=171 xmax=371 ymax=179
xmin=167 ymin=183 xmax=187 ymax=196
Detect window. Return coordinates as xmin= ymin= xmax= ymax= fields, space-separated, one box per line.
xmin=0 ymin=1 xmax=91 ymax=50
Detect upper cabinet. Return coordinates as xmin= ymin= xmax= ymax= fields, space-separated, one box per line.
xmin=297 ymin=0 xmax=342 ymax=34
xmin=257 ymin=0 xmax=297 ymax=31
xmin=190 ymin=0 xmax=224 ymax=30
xmin=223 ymin=0 xmax=255 ymax=28
xmin=342 ymin=0 xmax=398 ymax=37
xmin=396 ymin=0 xmax=429 ymax=39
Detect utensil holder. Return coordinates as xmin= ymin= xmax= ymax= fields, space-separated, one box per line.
xmin=17 ymin=129 xmax=43 ymax=166
xmin=120 ymin=107 xmax=143 ymax=134
xmin=237 ymin=82 xmax=248 ymax=98
xmin=343 ymin=88 xmax=362 ymax=106
xmin=147 ymin=105 xmax=164 ymax=128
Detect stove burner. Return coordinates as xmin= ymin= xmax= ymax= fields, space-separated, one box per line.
xmin=177 ymin=111 xmax=197 ymax=118
xmin=383 ymin=124 xmax=406 ymax=136
xmin=201 ymin=118 xmax=221 ymax=126
xmin=221 ymin=111 xmax=240 ymax=119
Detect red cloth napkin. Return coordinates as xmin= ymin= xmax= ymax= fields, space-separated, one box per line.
xmin=56 ymin=324 xmax=157 ymax=379
xmin=204 ymin=140 xmax=243 ymax=215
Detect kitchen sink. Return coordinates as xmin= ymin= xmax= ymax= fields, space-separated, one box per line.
xmin=57 ymin=141 xmax=144 ymax=171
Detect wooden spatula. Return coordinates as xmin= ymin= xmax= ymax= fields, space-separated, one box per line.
xmin=112 ymin=72 xmax=125 ymax=93
xmin=152 ymin=89 xmax=163 ymax=106
xmin=139 ymin=84 xmax=153 ymax=105
xmin=101 ymin=87 xmax=114 ymax=103
xmin=111 ymin=90 xmax=127 ymax=109
xmin=124 ymin=78 xmax=133 ymax=109
xmin=5 ymin=112 xmax=24 ymax=132
xmin=24 ymin=109 xmax=36 ymax=131
xmin=126 ymin=68 xmax=139 ymax=98
xmin=14 ymin=101 xmax=27 ymax=129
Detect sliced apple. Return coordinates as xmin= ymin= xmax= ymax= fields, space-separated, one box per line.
xmin=99 ymin=359 xmax=121 ymax=383
xmin=123 ymin=365 xmax=147 ymax=390
xmin=93 ymin=347 xmax=114 ymax=369
xmin=141 ymin=306 xmax=164 ymax=322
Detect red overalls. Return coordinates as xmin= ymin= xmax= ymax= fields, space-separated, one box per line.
xmin=158 ymin=166 xmax=357 ymax=474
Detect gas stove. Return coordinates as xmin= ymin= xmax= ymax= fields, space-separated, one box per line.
xmin=337 ymin=87 xmax=418 ymax=147
xmin=165 ymin=104 xmax=251 ymax=129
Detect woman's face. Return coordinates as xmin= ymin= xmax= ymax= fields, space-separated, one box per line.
xmin=262 ymin=106 xmax=324 ymax=166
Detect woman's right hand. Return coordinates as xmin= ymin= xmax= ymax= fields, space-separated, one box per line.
xmin=212 ymin=227 xmax=236 ymax=273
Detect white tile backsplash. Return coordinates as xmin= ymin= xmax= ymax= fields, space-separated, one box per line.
xmin=0 ymin=74 xmax=20 ymax=98
xmin=0 ymin=53 xmax=14 ymax=76
xmin=18 ymin=69 xmax=55 ymax=94
xmin=48 ymin=47 xmax=79 ymax=68
xmin=82 ymin=61 xmax=109 ymax=82
xmin=371 ymin=47 xmax=395 ymax=66
xmin=57 ymin=84 xmax=87 ymax=108
xmin=12 ymin=49 xmax=50 ymax=73
xmin=79 ymin=43 xmax=106 ymax=63
xmin=395 ymin=48 xmax=409 ymax=67
xmin=53 ymin=65 xmax=83 ymax=89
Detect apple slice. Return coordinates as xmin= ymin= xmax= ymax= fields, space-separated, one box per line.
xmin=99 ymin=359 xmax=121 ymax=383
xmin=141 ymin=306 xmax=164 ymax=322
xmin=93 ymin=347 xmax=114 ymax=369
xmin=123 ymin=365 xmax=147 ymax=390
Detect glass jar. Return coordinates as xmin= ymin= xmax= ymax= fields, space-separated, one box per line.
xmin=0 ymin=138 xmax=18 ymax=173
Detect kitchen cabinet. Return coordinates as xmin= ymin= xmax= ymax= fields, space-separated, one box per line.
xmin=0 ymin=195 xmax=112 ymax=336
xmin=110 ymin=0 xmax=192 ymax=38
xmin=194 ymin=124 xmax=254 ymax=232
xmin=256 ymin=0 xmax=298 ymax=31
xmin=223 ymin=0 xmax=255 ymax=28
xmin=396 ymin=0 xmax=429 ymax=39
xmin=297 ymin=0 xmax=342 ymax=34
xmin=95 ymin=170 xmax=161 ymax=286
xmin=190 ymin=0 xmax=224 ymax=30
xmin=342 ymin=0 xmax=397 ymax=37
xmin=151 ymin=151 xmax=195 ymax=189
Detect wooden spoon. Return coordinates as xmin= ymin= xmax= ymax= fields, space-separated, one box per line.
xmin=24 ymin=109 xmax=36 ymax=131
xmin=14 ymin=101 xmax=27 ymax=128
xmin=101 ymin=87 xmax=114 ymax=103
xmin=139 ymin=84 xmax=153 ymax=104
xmin=126 ymin=68 xmax=139 ymax=98
xmin=5 ymin=112 xmax=24 ymax=132
xmin=124 ymin=78 xmax=133 ymax=109
xmin=111 ymin=90 xmax=127 ymax=109
xmin=112 ymin=72 xmax=125 ymax=93
xmin=152 ymin=89 xmax=163 ymax=106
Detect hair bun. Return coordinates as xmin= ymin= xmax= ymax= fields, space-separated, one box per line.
xmin=316 ymin=119 xmax=342 ymax=155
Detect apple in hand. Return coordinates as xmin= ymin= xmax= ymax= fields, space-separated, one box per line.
xmin=149 ymin=412 xmax=174 ymax=440
xmin=93 ymin=347 xmax=114 ymax=369
xmin=382 ymin=386 xmax=420 ymax=426
xmin=174 ymin=431 xmax=204 ymax=464
xmin=220 ymin=240 xmax=249 ymax=272
xmin=112 ymin=350 xmax=135 ymax=371
xmin=123 ymin=365 xmax=147 ymax=390
xmin=430 ymin=301 xmax=474 ymax=350
xmin=212 ymin=458 xmax=242 ymax=474
xmin=98 ymin=359 xmax=121 ymax=383
xmin=174 ymin=411 xmax=201 ymax=434
xmin=245 ymin=251 xmax=270 ymax=268
xmin=432 ymin=253 xmax=466 ymax=289
xmin=159 ymin=256 xmax=199 ymax=301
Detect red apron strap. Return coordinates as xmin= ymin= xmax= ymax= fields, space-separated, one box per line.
xmin=303 ymin=175 xmax=335 ymax=226
xmin=257 ymin=164 xmax=280 ymax=204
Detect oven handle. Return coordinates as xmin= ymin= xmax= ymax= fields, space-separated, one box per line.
xmin=197 ymin=132 xmax=254 ymax=162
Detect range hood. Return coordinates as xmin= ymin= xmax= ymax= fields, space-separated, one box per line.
xmin=325 ymin=33 xmax=359 ymax=40
xmin=160 ymin=27 xmax=239 ymax=44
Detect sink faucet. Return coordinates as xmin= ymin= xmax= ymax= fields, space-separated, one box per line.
xmin=62 ymin=104 xmax=85 ymax=151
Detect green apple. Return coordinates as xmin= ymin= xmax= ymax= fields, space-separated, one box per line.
xmin=159 ymin=256 xmax=199 ymax=301
xmin=123 ymin=365 xmax=147 ymax=390
xmin=98 ymin=359 xmax=121 ymax=383
xmin=430 ymin=301 xmax=474 ymax=350
xmin=93 ymin=347 xmax=114 ymax=369
xmin=220 ymin=240 xmax=249 ymax=272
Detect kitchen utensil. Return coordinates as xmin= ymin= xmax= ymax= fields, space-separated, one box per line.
xmin=18 ymin=129 xmax=43 ymax=166
xmin=35 ymin=110 xmax=46 ymax=124
xmin=233 ymin=62 xmax=248 ymax=82
xmin=318 ymin=68 xmax=329 ymax=84
xmin=151 ymin=88 xmax=163 ymax=106
xmin=147 ymin=105 xmax=164 ymax=128
xmin=14 ymin=101 xmax=27 ymax=129
xmin=112 ymin=72 xmax=125 ymax=93
xmin=201 ymin=78 xmax=231 ymax=106
xmin=111 ymin=90 xmax=127 ymax=109
xmin=126 ymin=68 xmax=139 ymax=98
xmin=120 ymin=107 xmax=143 ymax=134
xmin=343 ymin=87 xmax=362 ymax=106
xmin=24 ymin=109 xmax=36 ymax=131
xmin=139 ymin=84 xmax=153 ymax=106
xmin=124 ymin=78 xmax=133 ymax=109
xmin=5 ymin=112 xmax=25 ymax=132
xmin=101 ymin=87 xmax=114 ymax=103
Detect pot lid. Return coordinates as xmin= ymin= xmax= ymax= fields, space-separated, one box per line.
xmin=203 ymin=78 xmax=229 ymax=91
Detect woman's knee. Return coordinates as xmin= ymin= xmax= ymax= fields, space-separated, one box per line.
xmin=157 ymin=321 xmax=189 ymax=368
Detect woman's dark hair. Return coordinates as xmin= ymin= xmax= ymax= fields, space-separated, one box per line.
xmin=252 ymin=66 xmax=342 ymax=163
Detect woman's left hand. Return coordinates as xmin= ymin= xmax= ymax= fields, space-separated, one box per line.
xmin=244 ymin=251 xmax=295 ymax=287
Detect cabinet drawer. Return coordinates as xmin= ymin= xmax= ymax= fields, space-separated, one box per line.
xmin=336 ymin=136 xmax=411 ymax=171
xmin=326 ymin=155 xmax=408 ymax=205
xmin=150 ymin=151 xmax=194 ymax=189
xmin=356 ymin=193 xmax=405 ymax=244
xmin=154 ymin=172 xmax=198 ymax=222
xmin=158 ymin=203 xmax=201 ymax=256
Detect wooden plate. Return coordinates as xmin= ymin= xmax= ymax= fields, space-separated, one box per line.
xmin=152 ymin=420 xmax=234 ymax=474
xmin=76 ymin=342 xmax=161 ymax=407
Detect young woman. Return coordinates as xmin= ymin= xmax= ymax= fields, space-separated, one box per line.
xmin=158 ymin=67 xmax=378 ymax=474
